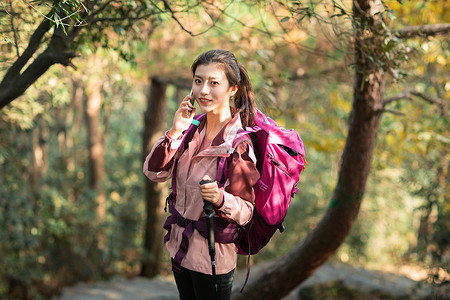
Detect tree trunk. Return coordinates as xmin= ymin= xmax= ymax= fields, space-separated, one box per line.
xmin=72 ymin=74 xmax=85 ymax=135
xmin=141 ymin=76 xmax=169 ymax=277
xmin=60 ymin=73 xmax=83 ymax=171
xmin=84 ymin=75 xmax=106 ymax=246
xmin=232 ymin=1 xmax=385 ymax=298
xmin=30 ymin=116 xmax=48 ymax=194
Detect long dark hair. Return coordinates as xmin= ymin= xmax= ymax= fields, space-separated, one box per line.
xmin=191 ymin=49 xmax=256 ymax=127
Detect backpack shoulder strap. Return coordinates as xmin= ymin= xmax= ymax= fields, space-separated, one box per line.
xmin=171 ymin=113 xmax=206 ymax=201
xmin=216 ymin=129 xmax=254 ymax=187
xmin=178 ymin=113 xmax=206 ymax=153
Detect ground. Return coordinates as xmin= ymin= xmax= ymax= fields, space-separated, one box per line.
xmin=54 ymin=261 xmax=443 ymax=300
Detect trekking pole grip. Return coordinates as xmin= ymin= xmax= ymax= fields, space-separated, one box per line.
xmin=199 ymin=179 xmax=216 ymax=219
xmin=199 ymin=179 xmax=216 ymax=254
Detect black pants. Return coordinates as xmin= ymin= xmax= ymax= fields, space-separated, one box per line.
xmin=173 ymin=266 xmax=234 ymax=300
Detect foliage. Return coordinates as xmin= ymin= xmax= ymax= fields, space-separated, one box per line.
xmin=0 ymin=0 xmax=448 ymax=298
xmin=0 ymin=48 xmax=147 ymax=297
xmin=375 ymin=0 xmax=449 ymax=280
xmin=31 ymin=0 xmax=88 ymax=34
xmin=241 ymin=0 xmax=450 ymax=277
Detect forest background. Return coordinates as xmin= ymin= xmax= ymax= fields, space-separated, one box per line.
xmin=0 ymin=0 xmax=448 ymax=299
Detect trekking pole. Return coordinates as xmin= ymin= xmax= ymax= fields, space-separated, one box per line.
xmin=199 ymin=179 xmax=218 ymax=300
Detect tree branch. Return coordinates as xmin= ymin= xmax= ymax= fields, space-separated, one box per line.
xmin=384 ymin=88 xmax=443 ymax=106
xmin=383 ymin=88 xmax=447 ymax=117
xmin=381 ymin=109 xmax=405 ymax=116
xmin=409 ymin=90 xmax=443 ymax=106
xmin=395 ymin=23 xmax=450 ymax=38
xmin=0 ymin=24 xmax=77 ymax=109
xmin=92 ymin=11 xmax=160 ymax=23
xmin=9 ymin=0 xmax=20 ymax=57
xmin=161 ymin=0 xmax=193 ymax=35
xmin=0 ymin=50 xmax=77 ymax=109
xmin=0 ymin=19 xmax=52 ymax=89
xmin=383 ymin=88 xmax=413 ymax=105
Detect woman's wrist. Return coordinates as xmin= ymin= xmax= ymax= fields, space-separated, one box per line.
xmin=214 ymin=190 xmax=224 ymax=208
xmin=168 ymin=128 xmax=182 ymax=140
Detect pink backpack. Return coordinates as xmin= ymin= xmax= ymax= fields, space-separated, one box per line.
xmin=217 ymin=109 xmax=306 ymax=255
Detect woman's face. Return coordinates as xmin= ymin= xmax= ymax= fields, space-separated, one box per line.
xmin=192 ymin=63 xmax=237 ymax=115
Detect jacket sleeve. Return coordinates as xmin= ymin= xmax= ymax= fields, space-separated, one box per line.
xmin=142 ymin=131 xmax=184 ymax=182
xmin=215 ymin=140 xmax=260 ymax=226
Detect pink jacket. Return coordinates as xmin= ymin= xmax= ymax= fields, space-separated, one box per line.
xmin=143 ymin=112 xmax=260 ymax=275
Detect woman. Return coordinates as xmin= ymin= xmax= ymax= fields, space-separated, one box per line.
xmin=143 ymin=49 xmax=260 ymax=300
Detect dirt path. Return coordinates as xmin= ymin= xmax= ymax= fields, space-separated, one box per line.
xmin=54 ymin=262 xmax=435 ymax=300
xmin=53 ymin=276 xmax=178 ymax=300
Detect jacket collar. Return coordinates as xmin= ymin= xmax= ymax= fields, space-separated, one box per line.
xmin=196 ymin=107 xmax=242 ymax=148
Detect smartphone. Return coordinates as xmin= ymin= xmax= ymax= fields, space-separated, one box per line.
xmin=187 ymin=89 xmax=195 ymax=116
xmin=189 ymin=89 xmax=195 ymax=106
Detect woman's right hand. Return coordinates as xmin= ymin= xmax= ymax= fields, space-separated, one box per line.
xmin=168 ymin=95 xmax=196 ymax=139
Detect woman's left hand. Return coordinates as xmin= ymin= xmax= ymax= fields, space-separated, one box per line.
xmin=200 ymin=175 xmax=220 ymax=204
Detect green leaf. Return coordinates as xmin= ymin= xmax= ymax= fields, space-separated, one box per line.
xmin=297 ymin=15 xmax=306 ymax=23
